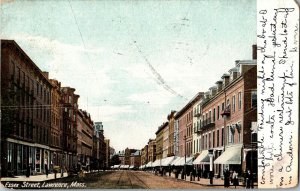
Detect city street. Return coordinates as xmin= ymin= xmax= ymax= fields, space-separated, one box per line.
xmin=28 ymin=170 xmax=211 ymax=189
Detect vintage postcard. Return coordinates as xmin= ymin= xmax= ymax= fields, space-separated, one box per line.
xmin=0 ymin=0 xmax=298 ymax=189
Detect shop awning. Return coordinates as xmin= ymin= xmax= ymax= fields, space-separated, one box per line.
xmin=161 ymin=156 xmax=177 ymax=166
xmin=145 ymin=161 xmax=153 ymax=167
xmin=214 ymin=145 xmax=242 ymax=164
xmin=193 ymin=150 xmax=210 ymax=164
xmin=152 ymin=159 xmax=161 ymax=167
xmin=173 ymin=157 xmax=193 ymax=166
xmin=170 ymin=157 xmax=182 ymax=166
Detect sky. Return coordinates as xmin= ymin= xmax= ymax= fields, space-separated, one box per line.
xmin=0 ymin=0 xmax=256 ymax=152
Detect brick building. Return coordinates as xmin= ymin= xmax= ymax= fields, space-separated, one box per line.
xmin=130 ymin=150 xmax=141 ymax=168
xmin=60 ymin=87 xmax=79 ymax=170
xmin=175 ymin=93 xmax=203 ymax=158
xmin=194 ymin=57 xmax=257 ymax=177
xmin=49 ymin=79 xmax=63 ymax=171
xmin=1 ymin=40 xmax=52 ymax=176
xmin=76 ymin=109 xmax=93 ymax=171
xmin=167 ymin=111 xmax=176 ymax=156
xmin=141 ymin=145 xmax=148 ymax=165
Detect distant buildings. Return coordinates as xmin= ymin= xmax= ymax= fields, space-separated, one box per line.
xmin=140 ymin=45 xmax=257 ymax=178
xmin=0 ymin=40 xmax=112 ymax=177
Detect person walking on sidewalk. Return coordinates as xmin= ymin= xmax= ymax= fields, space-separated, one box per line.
xmin=192 ymin=168 xmax=196 ymax=181
xmin=197 ymin=167 xmax=201 ymax=181
xmin=232 ymin=170 xmax=239 ymax=188
xmin=224 ymin=169 xmax=230 ymax=188
xmin=45 ymin=164 xmax=49 ymax=178
xmin=245 ymin=170 xmax=253 ymax=189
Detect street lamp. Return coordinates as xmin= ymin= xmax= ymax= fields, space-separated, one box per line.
xmin=208 ymin=149 xmax=214 ymax=185
xmin=184 ymin=135 xmax=187 ymax=180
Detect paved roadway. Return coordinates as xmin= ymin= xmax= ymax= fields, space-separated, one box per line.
xmin=86 ymin=170 xmax=210 ymax=189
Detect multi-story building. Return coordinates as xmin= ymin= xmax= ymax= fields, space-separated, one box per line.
xmin=49 ymin=79 xmax=63 ymax=172
xmin=1 ymin=40 xmax=52 ymax=176
xmin=105 ymin=139 xmax=110 ymax=168
xmin=92 ymin=122 xmax=105 ymax=170
xmin=192 ymin=98 xmax=202 ymax=156
xmin=118 ymin=151 xmax=125 ymax=165
xmin=175 ymin=93 xmax=203 ymax=158
xmin=147 ymin=139 xmax=156 ymax=162
xmin=76 ymin=109 xmax=93 ymax=171
xmin=61 ymin=87 xmax=79 ymax=170
xmin=141 ymin=145 xmax=148 ymax=165
xmin=130 ymin=150 xmax=141 ymax=168
xmin=162 ymin=122 xmax=169 ymax=158
xmin=167 ymin=111 xmax=176 ymax=157
xmin=155 ymin=122 xmax=167 ymax=160
xmin=196 ymin=48 xmax=257 ymax=177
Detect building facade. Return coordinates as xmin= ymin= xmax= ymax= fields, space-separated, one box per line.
xmin=61 ymin=87 xmax=79 ymax=170
xmin=192 ymin=98 xmax=202 ymax=156
xmin=167 ymin=111 xmax=176 ymax=156
xmin=49 ymin=79 xmax=63 ymax=172
xmin=175 ymin=93 xmax=203 ymax=157
xmin=147 ymin=139 xmax=156 ymax=162
xmin=198 ymin=58 xmax=257 ymax=177
xmin=105 ymin=139 xmax=110 ymax=168
xmin=162 ymin=122 xmax=169 ymax=158
xmin=155 ymin=123 xmax=167 ymax=160
xmin=76 ymin=109 xmax=93 ymax=171
xmin=130 ymin=150 xmax=141 ymax=168
xmin=141 ymin=145 xmax=148 ymax=165
xmin=1 ymin=40 xmax=52 ymax=176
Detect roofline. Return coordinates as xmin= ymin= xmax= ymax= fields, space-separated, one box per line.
xmin=1 ymin=39 xmax=53 ymax=87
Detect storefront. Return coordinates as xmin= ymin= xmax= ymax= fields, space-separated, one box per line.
xmin=5 ymin=138 xmax=50 ymax=176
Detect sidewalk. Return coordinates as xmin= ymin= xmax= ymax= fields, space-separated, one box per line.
xmin=145 ymin=171 xmax=257 ymax=188
xmin=1 ymin=172 xmax=69 ymax=182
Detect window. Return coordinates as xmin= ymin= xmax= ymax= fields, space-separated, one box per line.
xmin=221 ymin=128 xmax=224 ymax=146
xmin=212 ymin=131 xmax=215 ymax=148
xmin=238 ymin=92 xmax=242 ymax=110
xmin=232 ymin=95 xmax=236 ymax=113
xmin=217 ymin=106 xmax=220 ymax=120
xmin=213 ymin=108 xmax=216 ymax=122
xmin=222 ymin=102 xmax=225 ymax=111
xmin=228 ymin=125 xmax=235 ymax=143
xmin=251 ymin=90 xmax=257 ymax=107
xmin=217 ymin=129 xmax=220 ymax=147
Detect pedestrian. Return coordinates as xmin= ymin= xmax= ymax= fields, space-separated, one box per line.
xmin=45 ymin=164 xmax=49 ymax=178
xmin=232 ymin=170 xmax=239 ymax=188
xmin=192 ymin=168 xmax=196 ymax=181
xmin=245 ymin=170 xmax=253 ymax=189
xmin=197 ymin=167 xmax=201 ymax=181
xmin=224 ymin=169 xmax=230 ymax=188
xmin=26 ymin=165 xmax=31 ymax=178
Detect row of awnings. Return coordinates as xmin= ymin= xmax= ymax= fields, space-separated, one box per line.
xmin=111 ymin=165 xmax=131 ymax=169
xmin=193 ymin=145 xmax=242 ymax=165
xmin=113 ymin=145 xmax=243 ymax=169
xmin=143 ymin=145 xmax=243 ymax=168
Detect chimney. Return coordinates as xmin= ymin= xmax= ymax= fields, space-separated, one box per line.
xmin=252 ymin=45 xmax=257 ymax=59
xmin=204 ymin=91 xmax=210 ymax=100
xmin=42 ymin=72 xmax=49 ymax=79
xmin=221 ymin=73 xmax=230 ymax=87
xmin=209 ymin=86 xmax=217 ymax=97
xmin=215 ymin=80 xmax=223 ymax=92
xmin=229 ymin=67 xmax=239 ymax=81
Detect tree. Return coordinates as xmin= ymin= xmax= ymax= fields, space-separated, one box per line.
xmin=109 ymin=155 xmax=121 ymax=166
